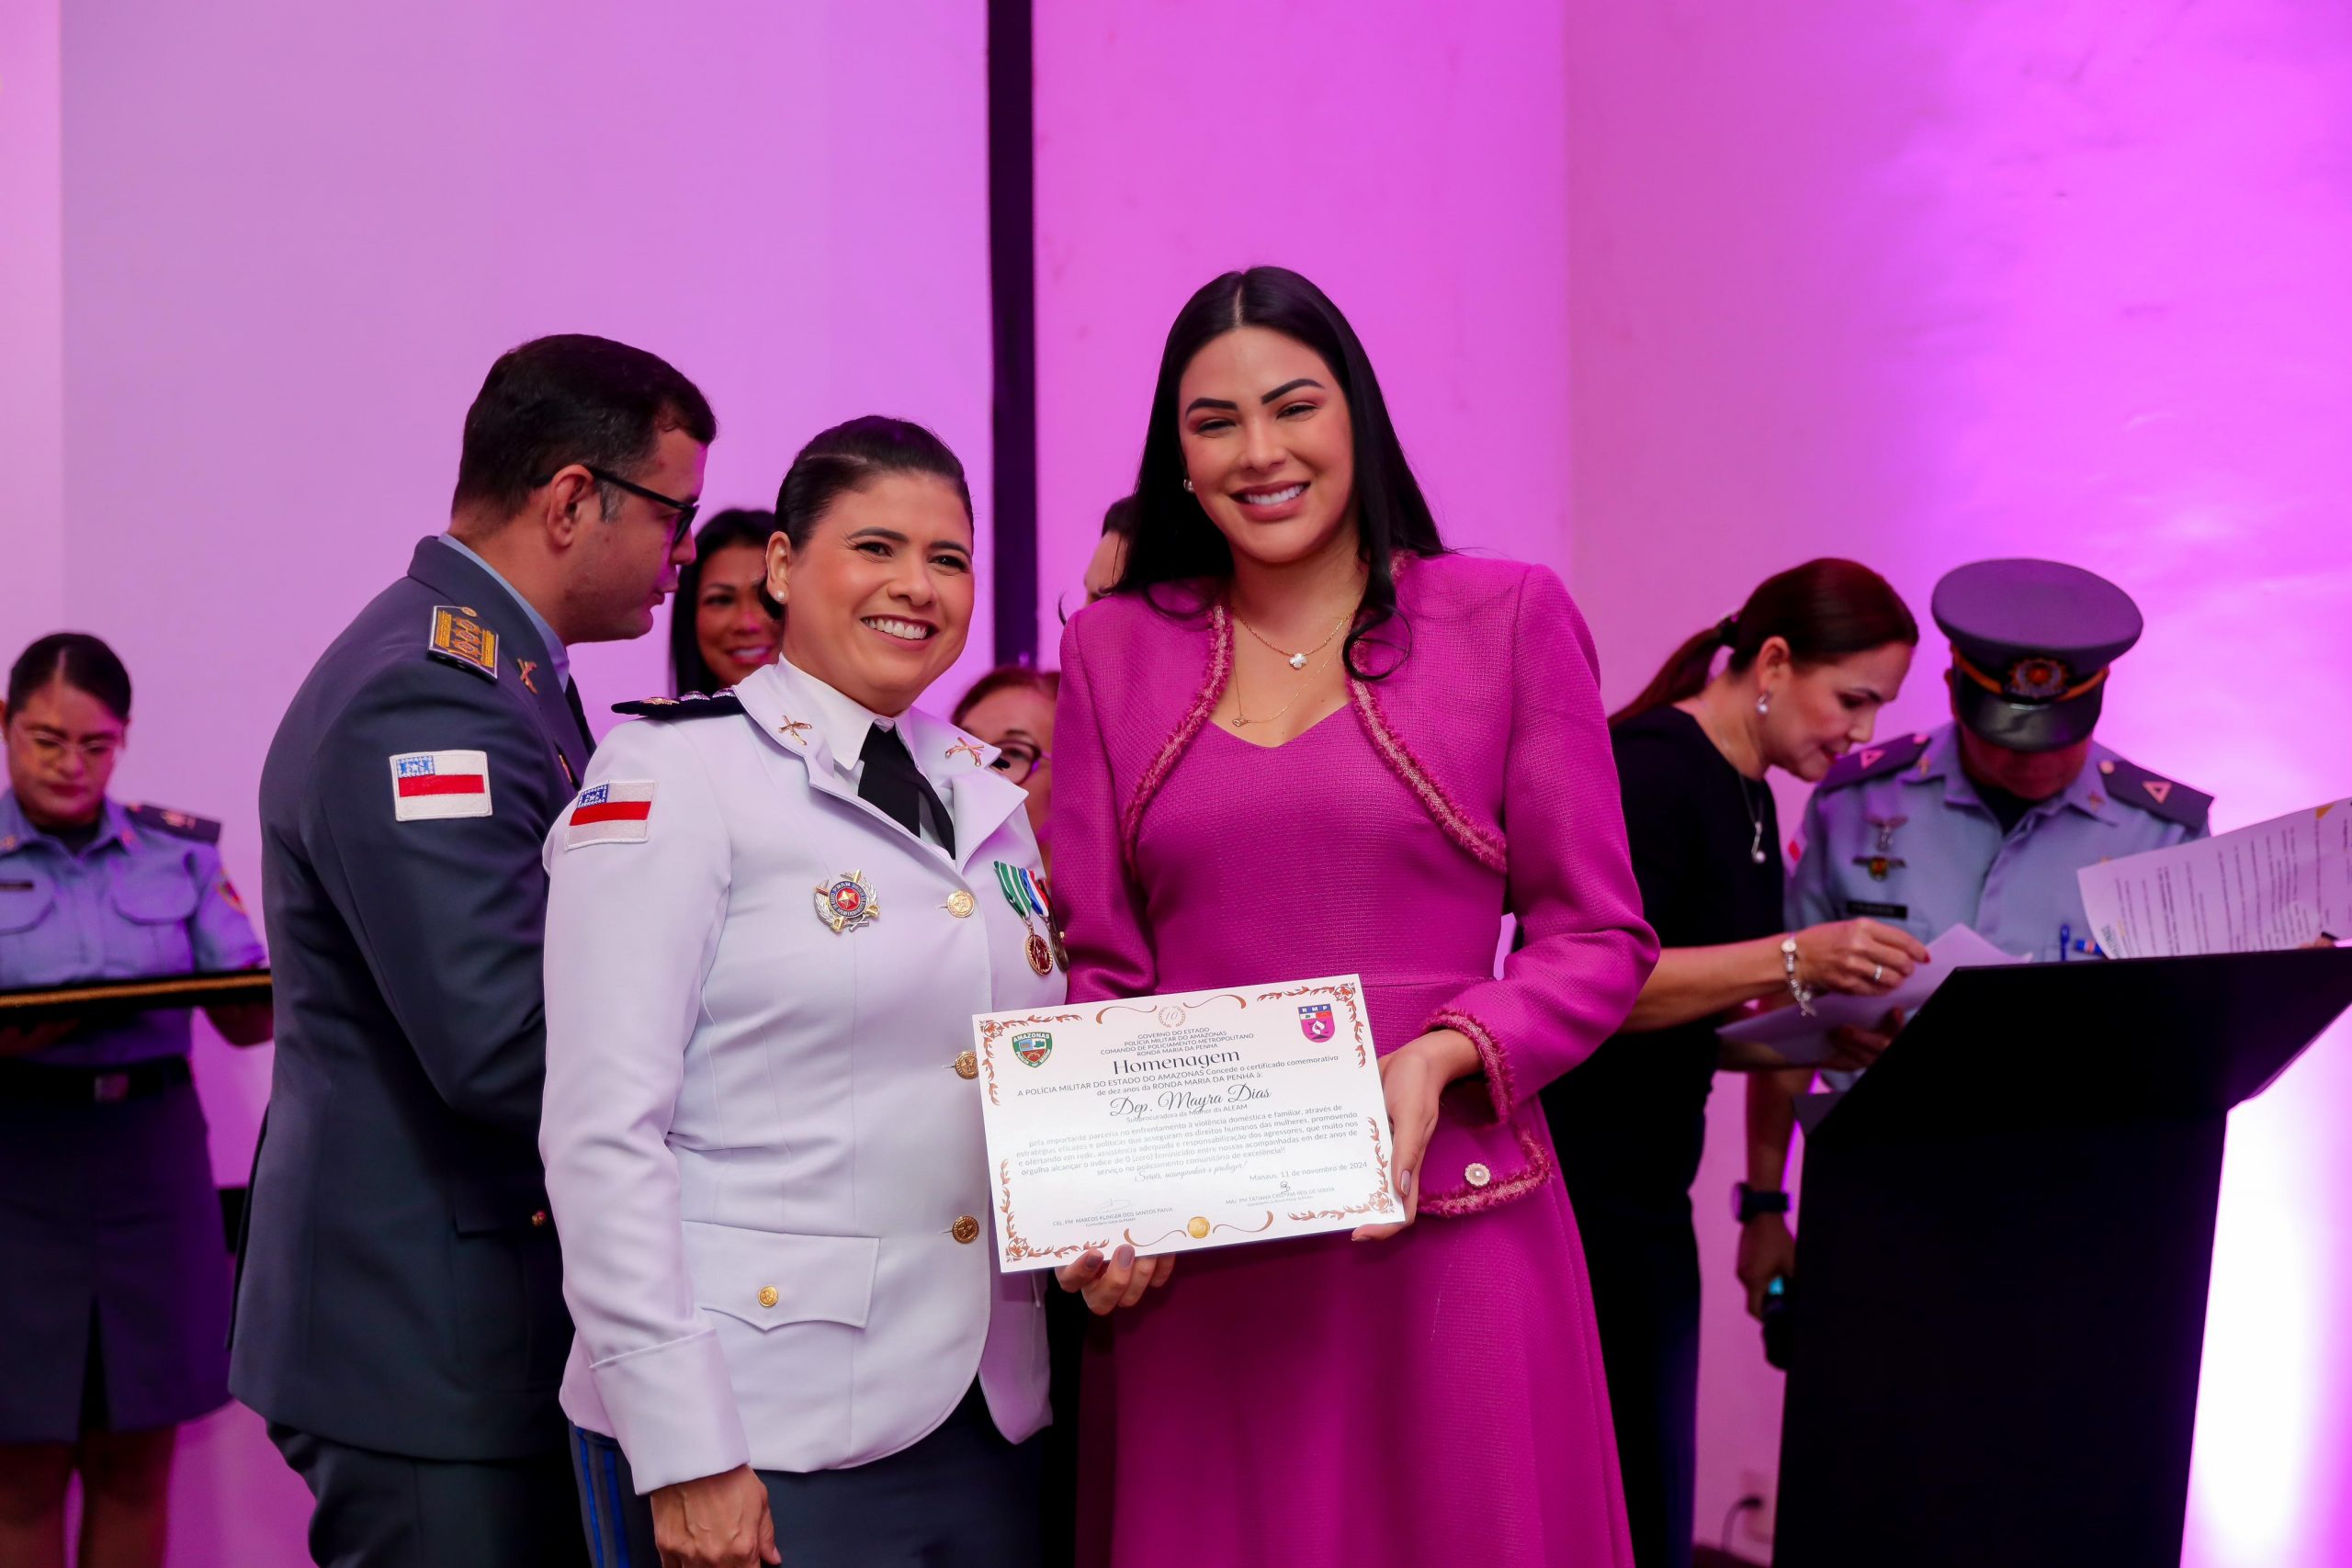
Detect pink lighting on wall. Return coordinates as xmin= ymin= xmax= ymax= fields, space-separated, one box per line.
xmin=1564 ymin=5 xmax=2352 ymax=1564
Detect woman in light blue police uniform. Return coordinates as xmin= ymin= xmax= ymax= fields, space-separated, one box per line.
xmin=0 ymin=633 xmax=270 ymax=1568
xmin=540 ymin=418 xmax=1057 ymax=1568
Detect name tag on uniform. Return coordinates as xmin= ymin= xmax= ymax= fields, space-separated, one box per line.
xmin=1846 ymin=899 xmax=1907 ymax=919
xmin=389 ymin=750 xmax=492 ymax=821
xmin=563 ymin=781 xmax=656 ymax=848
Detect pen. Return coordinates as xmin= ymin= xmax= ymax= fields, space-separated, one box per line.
xmin=2059 ymin=921 xmax=2070 ymax=963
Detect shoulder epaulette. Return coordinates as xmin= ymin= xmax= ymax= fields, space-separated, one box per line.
xmin=1817 ymin=731 xmax=1935 ymax=791
xmin=2098 ymin=754 xmax=2212 ymax=830
xmin=611 ymin=692 xmax=745 ymax=721
xmin=424 ymin=604 xmax=499 ymax=682
xmin=125 ymin=802 xmax=222 ymax=844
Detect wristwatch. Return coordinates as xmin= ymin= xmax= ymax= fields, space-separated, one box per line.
xmin=1733 ymin=1181 xmax=1791 ymax=1224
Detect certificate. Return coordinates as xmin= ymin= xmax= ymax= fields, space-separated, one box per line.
xmin=970 ymin=974 xmax=1400 ymax=1271
xmin=2076 ymin=798 xmax=2352 ymax=958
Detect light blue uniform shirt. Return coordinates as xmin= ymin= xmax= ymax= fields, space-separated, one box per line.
xmin=1787 ymin=723 xmax=2210 ymax=1089
xmin=435 ymin=534 xmax=570 ymax=691
xmin=0 ymin=792 xmax=266 ymax=1067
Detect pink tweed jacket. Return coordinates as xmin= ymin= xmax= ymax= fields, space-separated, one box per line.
xmin=1052 ymin=552 xmax=1658 ymax=1216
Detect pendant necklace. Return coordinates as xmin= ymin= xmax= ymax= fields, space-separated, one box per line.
xmin=1736 ymin=773 xmax=1770 ymax=864
xmin=1233 ymin=608 xmax=1351 ymax=671
xmin=1231 ymin=637 xmax=1341 ymax=729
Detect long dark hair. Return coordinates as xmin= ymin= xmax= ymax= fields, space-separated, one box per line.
xmin=1110 ymin=267 xmax=1446 ymax=678
xmin=1611 ymin=558 xmax=1918 ymax=727
xmin=669 ymin=508 xmax=784 ymax=696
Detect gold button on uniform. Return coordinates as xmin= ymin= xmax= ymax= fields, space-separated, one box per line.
xmin=951 ymin=1215 xmax=981 ymax=1245
xmin=1464 ymin=1162 xmax=1493 ymax=1189
xmin=758 ymin=1285 xmax=780 ymax=1309
xmin=945 ymin=890 xmax=977 ymax=919
xmin=530 ymin=1209 xmax=549 ymax=1228
xmin=954 ymin=1051 xmax=978 ymax=1080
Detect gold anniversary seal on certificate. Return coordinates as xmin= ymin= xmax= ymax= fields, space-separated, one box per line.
xmin=971 ymin=974 xmax=1398 ymax=1270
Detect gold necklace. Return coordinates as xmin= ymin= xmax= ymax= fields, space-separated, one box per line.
xmin=1233 ymin=608 xmax=1351 ymax=671
xmin=1231 ymin=636 xmax=1344 ymax=730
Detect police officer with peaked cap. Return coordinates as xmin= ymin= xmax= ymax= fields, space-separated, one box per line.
xmin=230 ymin=334 xmax=713 ymax=1566
xmin=1735 ymin=558 xmax=2212 ymax=1316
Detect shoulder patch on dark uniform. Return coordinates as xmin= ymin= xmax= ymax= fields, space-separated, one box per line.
xmin=425 ymin=605 xmax=499 ymax=681
xmin=611 ymin=692 xmax=746 ymax=721
xmin=125 ymin=802 xmax=223 ymax=843
xmin=1817 ymin=731 xmax=1934 ymax=791
xmin=2098 ymin=754 xmax=2211 ymax=829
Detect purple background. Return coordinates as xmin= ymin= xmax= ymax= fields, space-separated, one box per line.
xmin=6 ymin=1 xmax=2346 ymax=1561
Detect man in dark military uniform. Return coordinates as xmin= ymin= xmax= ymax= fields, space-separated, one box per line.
xmin=1738 ymin=558 xmax=2211 ymax=1314
xmin=232 ymin=335 xmax=713 ymax=1565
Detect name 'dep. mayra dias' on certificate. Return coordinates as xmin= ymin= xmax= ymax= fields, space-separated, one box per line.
xmin=969 ymin=975 xmax=1400 ymax=1270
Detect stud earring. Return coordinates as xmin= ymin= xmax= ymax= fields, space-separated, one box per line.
xmin=1181 ymin=479 xmax=1194 ymax=492
xmin=1757 ymin=694 xmax=1770 ymax=716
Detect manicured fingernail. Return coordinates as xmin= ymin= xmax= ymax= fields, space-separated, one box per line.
xmin=1397 ymin=1168 xmax=1414 ymax=1197
xmin=1114 ymin=1245 xmax=1135 ymax=1267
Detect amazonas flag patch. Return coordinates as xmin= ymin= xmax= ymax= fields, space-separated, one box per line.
xmin=390 ymin=750 xmax=492 ymax=821
xmin=564 ymin=780 xmax=656 ymax=848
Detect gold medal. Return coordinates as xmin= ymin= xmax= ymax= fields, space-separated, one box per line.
xmin=995 ymin=862 xmax=1054 ymax=976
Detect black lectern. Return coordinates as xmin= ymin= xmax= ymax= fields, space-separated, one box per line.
xmin=1774 ymin=949 xmax=2352 ymax=1568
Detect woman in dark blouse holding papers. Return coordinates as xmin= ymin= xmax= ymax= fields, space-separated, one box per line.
xmin=1539 ymin=560 xmax=1922 ymax=1568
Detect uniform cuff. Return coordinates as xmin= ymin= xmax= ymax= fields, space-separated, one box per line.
xmin=589 ymin=1328 xmax=749 ymax=1493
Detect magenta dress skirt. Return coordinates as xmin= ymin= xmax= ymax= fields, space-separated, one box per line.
xmin=1080 ymin=713 xmax=1634 ymax=1568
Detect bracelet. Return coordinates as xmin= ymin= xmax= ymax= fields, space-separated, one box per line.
xmin=1781 ymin=937 xmax=1817 ymax=1018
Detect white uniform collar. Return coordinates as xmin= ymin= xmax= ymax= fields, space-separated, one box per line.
xmin=732 ymin=659 xmax=1028 ymax=871
xmin=738 ymin=659 xmax=1001 ymax=792
xmin=766 ymin=657 xmax=912 ymax=781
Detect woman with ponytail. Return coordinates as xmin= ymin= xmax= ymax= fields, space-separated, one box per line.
xmin=1538 ymin=558 xmax=1926 ymax=1568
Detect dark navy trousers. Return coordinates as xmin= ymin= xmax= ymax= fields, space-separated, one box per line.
xmin=571 ymin=1383 xmax=1043 ymax=1568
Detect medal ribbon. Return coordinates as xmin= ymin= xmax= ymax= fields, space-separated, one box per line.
xmin=1015 ymin=867 xmax=1049 ymax=922
xmin=993 ymin=863 xmax=1037 ymax=929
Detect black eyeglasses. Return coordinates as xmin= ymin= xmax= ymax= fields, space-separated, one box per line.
xmin=988 ymin=741 xmax=1050 ymax=785
xmin=537 ymin=464 xmax=698 ymax=547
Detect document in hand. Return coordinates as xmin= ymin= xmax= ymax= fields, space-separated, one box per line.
xmin=1714 ymin=926 xmax=2025 ymax=1066
xmin=970 ymin=975 xmax=1400 ymax=1270
xmin=2076 ymin=798 xmax=2352 ymax=958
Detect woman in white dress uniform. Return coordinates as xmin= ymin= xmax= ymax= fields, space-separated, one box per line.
xmin=539 ymin=417 xmax=1058 ymax=1568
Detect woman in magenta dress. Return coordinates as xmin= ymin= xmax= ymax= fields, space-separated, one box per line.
xmin=1051 ymin=266 xmax=1658 ymax=1567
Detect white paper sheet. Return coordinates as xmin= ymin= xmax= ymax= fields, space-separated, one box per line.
xmin=1715 ymin=925 xmax=2027 ymax=1066
xmin=2075 ymin=798 xmax=2352 ymax=959
xmin=972 ymin=975 xmax=1400 ymax=1270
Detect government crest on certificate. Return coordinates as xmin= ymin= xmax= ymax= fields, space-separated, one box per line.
xmin=970 ymin=975 xmax=1399 ymax=1270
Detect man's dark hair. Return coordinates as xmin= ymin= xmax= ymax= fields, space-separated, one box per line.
xmin=7 ymin=632 xmax=132 ymax=723
xmin=450 ymin=333 xmax=717 ymax=523
xmin=1102 ymin=493 xmax=1140 ymax=539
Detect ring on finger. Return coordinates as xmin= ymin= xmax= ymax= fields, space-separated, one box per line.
xmin=1871 ymin=962 xmax=1883 ymax=983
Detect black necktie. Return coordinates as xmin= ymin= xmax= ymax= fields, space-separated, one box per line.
xmin=859 ymin=724 xmax=956 ymax=857
xmin=562 ymin=677 xmax=592 ymax=753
